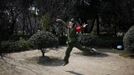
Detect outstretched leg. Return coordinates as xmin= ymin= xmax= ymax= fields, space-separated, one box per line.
xmin=74 ymin=42 xmax=95 ymax=53
xmin=64 ymin=45 xmax=73 ymax=65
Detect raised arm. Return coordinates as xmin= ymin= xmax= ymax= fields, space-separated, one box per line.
xmin=56 ymin=19 xmax=67 ymax=26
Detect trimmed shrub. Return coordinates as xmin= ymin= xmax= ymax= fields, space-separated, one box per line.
xmin=123 ymin=26 xmax=134 ymax=54
xmin=28 ymin=31 xmax=58 ymax=49
xmin=78 ymin=34 xmax=97 ymax=48
xmin=28 ymin=31 xmax=59 ymax=56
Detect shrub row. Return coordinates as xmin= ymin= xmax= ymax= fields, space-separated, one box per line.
xmin=0 ymin=39 xmax=31 ymax=53
xmin=0 ymin=31 xmax=59 ymax=53
xmin=78 ymin=34 xmax=123 ymax=48
xmin=0 ymin=32 xmax=123 ymax=53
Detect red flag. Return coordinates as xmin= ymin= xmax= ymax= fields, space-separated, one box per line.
xmin=76 ymin=24 xmax=81 ymax=33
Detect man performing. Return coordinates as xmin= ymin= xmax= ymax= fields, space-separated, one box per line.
xmin=56 ymin=18 xmax=96 ymax=65
xmin=64 ymin=19 xmax=96 ymax=65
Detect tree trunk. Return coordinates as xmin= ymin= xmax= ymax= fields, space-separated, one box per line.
xmin=22 ymin=14 xmax=26 ymax=35
xmin=114 ymin=24 xmax=117 ymax=37
xmin=96 ymin=15 xmax=100 ymax=35
xmin=27 ymin=14 xmax=33 ymax=36
xmin=91 ymin=17 xmax=97 ymax=35
xmin=90 ymin=18 xmax=96 ymax=33
xmin=41 ymin=49 xmax=45 ymax=57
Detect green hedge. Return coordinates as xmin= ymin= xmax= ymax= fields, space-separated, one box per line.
xmin=78 ymin=34 xmax=123 ymax=48
xmin=0 ymin=31 xmax=59 ymax=53
xmin=0 ymin=38 xmax=31 ymax=53
xmin=0 ymin=33 xmax=123 ymax=53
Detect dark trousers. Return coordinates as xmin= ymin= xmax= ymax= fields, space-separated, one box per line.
xmin=64 ymin=42 xmax=92 ymax=62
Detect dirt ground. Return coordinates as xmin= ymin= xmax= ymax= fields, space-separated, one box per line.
xmin=0 ymin=47 xmax=134 ymax=75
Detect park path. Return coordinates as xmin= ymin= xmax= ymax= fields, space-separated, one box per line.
xmin=0 ymin=47 xmax=134 ymax=75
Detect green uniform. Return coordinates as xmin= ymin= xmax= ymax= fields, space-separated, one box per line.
xmin=67 ymin=27 xmax=77 ymax=43
xmin=64 ymin=27 xmax=93 ymax=65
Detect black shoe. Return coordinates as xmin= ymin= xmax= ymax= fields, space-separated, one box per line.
xmin=63 ymin=60 xmax=69 ymax=66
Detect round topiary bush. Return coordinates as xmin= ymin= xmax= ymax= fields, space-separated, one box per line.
xmin=123 ymin=26 xmax=134 ymax=55
xmin=28 ymin=31 xmax=59 ymax=56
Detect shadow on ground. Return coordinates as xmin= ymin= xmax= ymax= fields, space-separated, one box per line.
xmin=66 ymin=71 xmax=83 ymax=75
xmin=26 ymin=56 xmax=64 ymax=66
xmin=120 ymin=53 xmax=134 ymax=59
xmin=38 ymin=56 xmax=64 ymax=66
xmin=74 ymin=51 xmax=109 ymax=58
xmin=97 ymin=48 xmax=124 ymax=54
